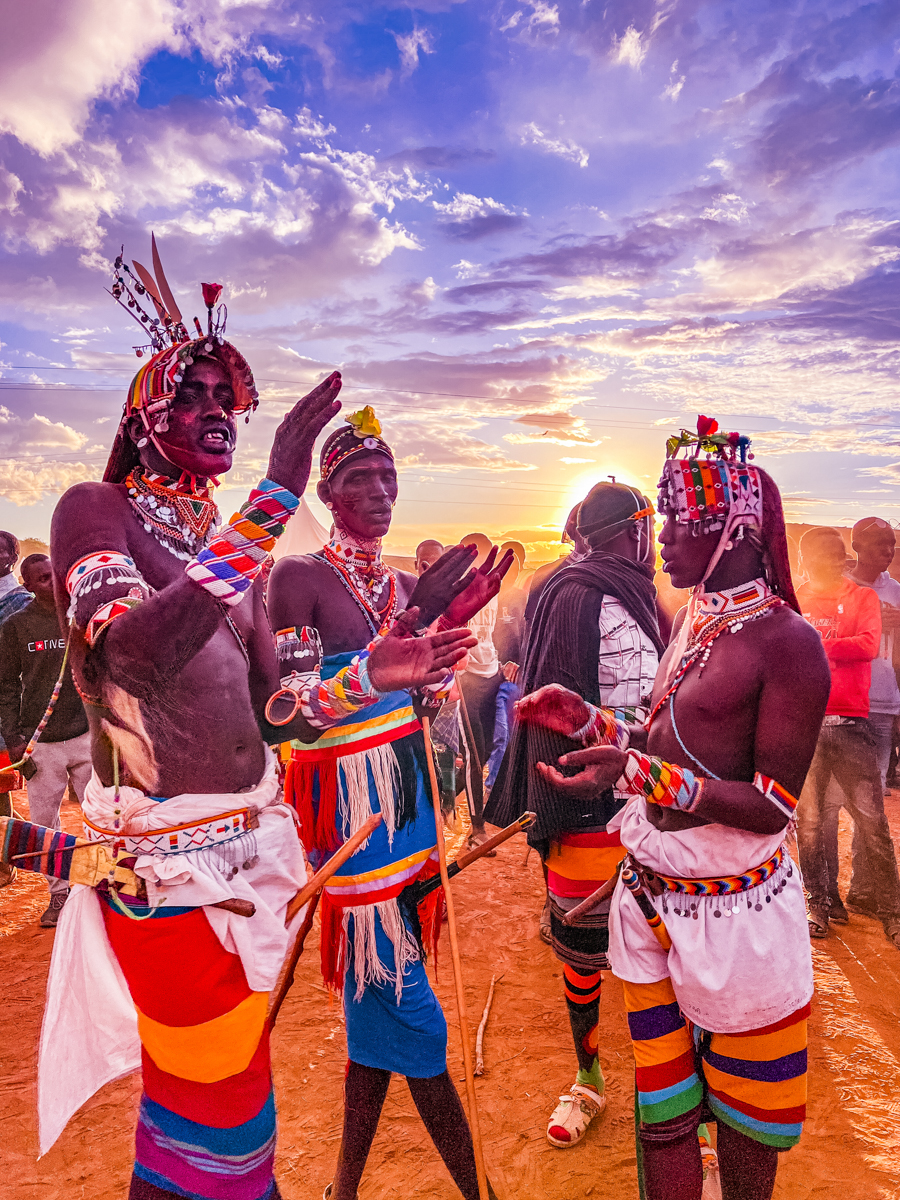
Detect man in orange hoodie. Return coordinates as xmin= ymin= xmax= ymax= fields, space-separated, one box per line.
xmin=795 ymin=525 xmax=900 ymax=947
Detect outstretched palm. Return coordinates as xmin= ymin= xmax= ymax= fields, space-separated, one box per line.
xmin=443 ymin=546 xmax=515 ymax=626
xmin=368 ymin=618 xmax=475 ymax=693
xmin=536 ymin=746 xmax=628 ymax=798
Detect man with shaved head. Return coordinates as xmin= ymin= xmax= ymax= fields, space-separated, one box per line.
xmin=415 ymin=538 xmax=444 ymax=575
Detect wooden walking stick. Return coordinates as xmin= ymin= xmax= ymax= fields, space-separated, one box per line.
xmin=422 ymin=714 xmax=490 ymax=1200
xmin=268 ymin=812 xmax=384 ymax=1029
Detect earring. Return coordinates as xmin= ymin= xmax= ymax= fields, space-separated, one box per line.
xmin=725 ymin=539 xmax=734 ymax=551
xmin=325 ymin=502 xmax=333 ymax=510
xmin=136 ymin=437 xmax=148 ymax=448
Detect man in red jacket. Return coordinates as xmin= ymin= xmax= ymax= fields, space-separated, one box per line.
xmin=795 ymin=526 xmax=900 ymax=946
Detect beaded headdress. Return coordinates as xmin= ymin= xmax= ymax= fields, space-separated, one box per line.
xmin=103 ymin=235 xmax=259 ymax=483
xmin=657 ymin=416 xmax=761 ymax=537
xmin=320 ymin=406 xmax=394 ymax=483
xmin=658 ymin=415 xmax=798 ymax=685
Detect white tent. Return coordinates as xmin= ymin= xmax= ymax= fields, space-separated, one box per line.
xmin=272 ymin=495 xmax=330 ymax=560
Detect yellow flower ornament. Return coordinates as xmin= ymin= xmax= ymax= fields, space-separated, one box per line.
xmin=346 ymin=406 xmax=383 ymax=440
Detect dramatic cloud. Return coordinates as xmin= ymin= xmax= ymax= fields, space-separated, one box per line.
xmin=2 ymin=0 xmax=900 ymax=538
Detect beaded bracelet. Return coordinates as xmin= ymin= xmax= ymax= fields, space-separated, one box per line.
xmin=752 ymin=772 xmax=797 ymax=820
xmin=573 ymin=704 xmax=630 ymax=750
xmin=300 ymin=642 xmax=384 ymax=729
xmin=616 ymin=750 xmax=702 ymax=812
xmin=185 ymin=479 xmax=299 ymax=605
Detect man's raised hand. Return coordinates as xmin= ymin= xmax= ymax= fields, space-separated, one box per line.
xmin=368 ymin=614 xmax=476 ymax=693
xmin=406 ymin=545 xmax=478 ymax=628
xmin=441 ymin=545 xmax=515 ymax=627
xmin=535 ymin=745 xmax=628 ymax=799
xmin=515 ymin=683 xmax=591 ymax=738
xmin=267 ymin=371 xmax=342 ymax=498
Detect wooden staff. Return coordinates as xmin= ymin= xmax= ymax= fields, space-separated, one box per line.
xmin=422 ymin=714 xmax=489 ymax=1200
xmin=267 ymin=892 xmax=320 ymax=1029
xmin=283 ymin=812 xmax=383 ymax=927
xmin=562 ymin=860 xmax=624 ymax=926
xmin=267 ymin=812 xmax=384 ymax=1029
xmin=412 ymin=811 xmax=535 ymax=903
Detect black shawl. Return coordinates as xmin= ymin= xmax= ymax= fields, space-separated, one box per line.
xmin=485 ymin=553 xmax=664 ymax=852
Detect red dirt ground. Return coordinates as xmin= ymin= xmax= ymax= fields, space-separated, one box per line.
xmin=2 ymin=791 xmax=899 ymax=1199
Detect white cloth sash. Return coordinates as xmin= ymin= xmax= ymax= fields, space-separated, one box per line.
xmin=37 ymin=749 xmax=307 ymax=1155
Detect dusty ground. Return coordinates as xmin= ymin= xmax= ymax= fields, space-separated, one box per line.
xmin=2 ymin=790 xmax=900 ymax=1200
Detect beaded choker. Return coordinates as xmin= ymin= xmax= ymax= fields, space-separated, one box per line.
xmin=690 ymin=578 xmax=777 ymax=642
xmin=649 ymin=578 xmax=782 ymax=728
xmin=125 ymin=467 xmax=220 ymax=561
xmin=319 ymin=529 xmax=397 ymax=634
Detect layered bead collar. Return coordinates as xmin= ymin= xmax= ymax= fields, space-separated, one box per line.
xmin=124 ymin=467 xmax=220 ymax=561
xmin=690 ymin=577 xmax=778 ymax=642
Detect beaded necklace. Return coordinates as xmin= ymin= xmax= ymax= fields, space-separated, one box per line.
xmin=649 ymin=579 xmax=783 ymax=729
xmin=318 ymin=529 xmax=397 ymax=635
xmin=125 ymin=467 xmax=220 ymax=561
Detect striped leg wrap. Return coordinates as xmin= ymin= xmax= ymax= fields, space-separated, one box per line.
xmin=102 ymin=899 xmax=277 ymax=1200
xmin=699 ymin=1004 xmax=809 ymax=1149
xmin=623 ymin=978 xmax=704 ymax=1140
xmin=563 ymin=964 xmax=603 ymax=1007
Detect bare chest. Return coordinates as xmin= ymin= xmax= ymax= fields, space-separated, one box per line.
xmin=313 ymin=566 xmax=415 ymax=654
xmin=648 ymin=629 xmax=766 ymax=780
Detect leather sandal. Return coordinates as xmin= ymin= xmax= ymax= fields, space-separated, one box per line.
xmin=808 ymin=906 xmax=829 ymax=939
xmin=546 ymin=1083 xmax=607 ymax=1147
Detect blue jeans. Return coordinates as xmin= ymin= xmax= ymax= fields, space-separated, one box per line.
xmin=485 ymin=680 xmax=520 ymax=789
xmin=868 ymin=711 xmax=896 ymax=793
xmin=797 ymin=719 xmax=900 ymax=922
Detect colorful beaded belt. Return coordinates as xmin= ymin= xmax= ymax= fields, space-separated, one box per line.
xmin=83 ymin=805 xmax=259 ymax=858
xmin=637 ymin=843 xmax=786 ymax=897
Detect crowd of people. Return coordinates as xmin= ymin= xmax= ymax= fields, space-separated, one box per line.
xmin=1 ymin=251 xmax=899 ymax=1200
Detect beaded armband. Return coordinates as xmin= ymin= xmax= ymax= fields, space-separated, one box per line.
xmin=301 ymin=639 xmax=384 ymax=729
xmin=617 ymin=750 xmax=703 ymax=812
xmin=573 ymin=703 xmax=630 ymax=750
xmin=276 ymin=625 xmax=322 ymax=685
xmin=185 ymin=479 xmax=299 ymax=606
xmin=65 ymin=551 xmax=150 ymax=646
xmin=413 ymin=667 xmax=455 ymax=711
xmin=267 ymin=625 xmax=384 ymax=731
xmin=752 ymin=772 xmax=797 ymax=820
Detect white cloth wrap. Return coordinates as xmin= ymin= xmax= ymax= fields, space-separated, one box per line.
xmin=37 ymin=749 xmax=307 ymax=1156
xmin=607 ymin=798 xmax=813 ymax=1033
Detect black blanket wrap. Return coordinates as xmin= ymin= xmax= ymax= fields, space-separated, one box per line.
xmin=485 ymin=553 xmax=664 ymax=853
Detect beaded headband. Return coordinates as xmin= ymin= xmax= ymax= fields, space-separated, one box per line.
xmin=657 ymin=416 xmax=762 ymax=536
xmin=320 ymin=406 xmax=394 ymax=483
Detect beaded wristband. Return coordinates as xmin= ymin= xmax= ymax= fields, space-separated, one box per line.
xmin=752 ymin=772 xmax=797 ymax=820
xmin=185 ymin=479 xmax=299 ymax=606
xmin=300 ymin=644 xmax=384 ymax=729
xmin=573 ymin=704 xmax=630 ymax=749
xmin=617 ymin=750 xmax=702 ymax=812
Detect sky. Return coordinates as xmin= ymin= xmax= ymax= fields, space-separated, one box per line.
xmin=1 ymin=0 xmax=899 ymax=558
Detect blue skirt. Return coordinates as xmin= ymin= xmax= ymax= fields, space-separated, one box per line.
xmin=344 ymin=908 xmax=447 ymax=1078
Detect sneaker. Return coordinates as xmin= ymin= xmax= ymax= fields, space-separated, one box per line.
xmin=40 ymin=891 xmax=69 ymax=928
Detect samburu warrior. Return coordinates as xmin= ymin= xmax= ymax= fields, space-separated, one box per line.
xmin=43 ymin=247 xmax=474 ymax=1200
xmin=516 ymin=419 xmax=829 ymax=1200
xmin=268 ymin=408 xmax=510 ymax=1200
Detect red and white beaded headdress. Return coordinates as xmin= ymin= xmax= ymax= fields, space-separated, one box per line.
xmin=103 ymin=235 xmax=258 ymax=483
